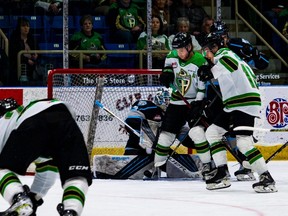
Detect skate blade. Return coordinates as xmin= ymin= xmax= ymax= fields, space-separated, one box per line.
xmin=206 ymin=179 xmax=231 ymax=190
xmin=253 ymin=185 xmax=278 ymax=193
xmin=236 ymin=173 xmax=256 ymax=181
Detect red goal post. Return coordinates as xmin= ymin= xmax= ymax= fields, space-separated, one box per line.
xmin=47 ymin=68 xmax=190 ymax=161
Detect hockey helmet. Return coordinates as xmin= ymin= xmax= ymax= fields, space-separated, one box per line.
xmin=154 ymin=88 xmax=170 ymax=106
xmin=210 ymin=21 xmax=229 ymax=36
xmin=172 ymin=32 xmax=192 ymax=49
xmin=0 ymin=98 xmax=20 ymax=117
xmin=202 ymin=32 xmax=224 ymax=50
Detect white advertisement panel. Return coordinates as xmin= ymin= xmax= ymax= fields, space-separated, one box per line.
xmin=255 ymin=86 xmax=288 ymax=145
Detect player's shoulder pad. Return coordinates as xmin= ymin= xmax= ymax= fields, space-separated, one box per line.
xmin=191 ymin=52 xmax=207 ymax=67
xmin=219 ymin=56 xmax=238 ymax=71
xmin=166 ymin=50 xmax=178 ymax=58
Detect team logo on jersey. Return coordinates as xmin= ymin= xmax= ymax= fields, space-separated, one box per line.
xmin=175 ymin=69 xmax=191 ymax=94
xmin=266 ymin=98 xmax=288 ymax=128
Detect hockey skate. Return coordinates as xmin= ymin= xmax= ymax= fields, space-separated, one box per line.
xmin=252 ymin=171 xmax=278 ymax=193
xmin=57 ymin=203 xmax=78 ymax=216
xmin=0 ymin=185 xmax=33 ymax=216
xmin=201 ymin=162 xmax=213 ymax=180
xmin=234 ymin=166 xmax=256 ymax=181
xmin=206 ymin=165 xmax=231 ymax=190
xmin=28 ymin=191 xmax=44 ymax=216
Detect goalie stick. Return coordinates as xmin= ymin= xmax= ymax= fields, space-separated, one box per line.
xmin=95 ymin=100 xmax=141 ymax=137
xmin=234 ymin=126 xmax=288 ymax=132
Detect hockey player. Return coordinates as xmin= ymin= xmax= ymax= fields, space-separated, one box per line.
xmin=197 ymin=32 xmax=277 ymax=193
xmin=154 ymin=32 xmax=207 ymax=172
xmin=122 ymin=89 xmax=167 ymax=155
xmin=209 ymin=21 xmax=269 ymax=70
xmin=0 ymin=98 xmax=92 ymax=216
xmin=119 ymin=89 xmax=201 ymax=180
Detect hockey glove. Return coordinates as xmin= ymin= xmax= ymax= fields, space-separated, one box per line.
xmin=197 ymin=65 xmax=213 ymax=82
xmin=188 ymin=100 xmax=205 ymax=127
xmin=160 ymin=66 xmax=175 ymax=88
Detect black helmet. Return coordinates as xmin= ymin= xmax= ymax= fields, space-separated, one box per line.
xmin=172 ymin=32 xmax=192 ymax=49
xmin=0 ymin=98 xmax=20 ymax=117
xmin=202 ymin=32 xmax=224 ymax=50
xmin=210 ymin=21 xmax=229 ymax=36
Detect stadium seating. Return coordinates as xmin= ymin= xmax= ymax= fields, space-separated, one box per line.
xmin=0 ymin=15 xmax=10 ymax=36
xmin=105 ymin=43 xmax=136 ymax=68
xmin=39 ymin=42 xmax=63 ymax=69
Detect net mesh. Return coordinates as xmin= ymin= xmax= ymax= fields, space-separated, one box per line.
xmin=47 ymin=69 xmax=163 ymax=156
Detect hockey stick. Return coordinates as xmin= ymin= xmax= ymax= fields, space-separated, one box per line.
xmin=240 ymin=141 xmax=288 ymax=170
xmin=154 ymin=83 xmax=193 ymax=168
xmin=234 ymin=126 xmax=288 ymax=132
xmin=265 ymin=141 xmax=288 ymax=163
xmin=95 ymin=100 xmax=141 ymax=137
xmin=154 ymin=83 xmax=218 ymax=167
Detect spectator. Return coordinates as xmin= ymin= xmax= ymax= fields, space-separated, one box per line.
xmin=69 ymin=14 xmax=107 ymax=68
xmin=172 ymin=0 xmax=209 ymax=35
xmin=106 ymin=0 xmax=146 ymax=48
xmin=137 ymin=15 xmax=170 ymax=69
xmin=94 ymin=0 xmax=117 ymax=16
xmin=9 ymin=17 xmax=40 ymax=86
xmin=169 ymin=17 xmax=202 ymax=51
xmin=195 ymin=16 xmax=214 ymax=46
xmin=34 ymin=0 xmax=62 ymax=15
xmin=152 ymin=0 xmax=170 ymax=35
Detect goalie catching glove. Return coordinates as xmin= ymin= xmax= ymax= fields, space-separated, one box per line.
xmin=160 ymin=66 xmax=175 ymax=88
xmin=197 ymin=65 xmax=213 ymax=82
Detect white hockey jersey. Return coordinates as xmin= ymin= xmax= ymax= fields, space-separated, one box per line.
xmin=0 ymin=99 xmax=75 ymax=153
xmin=164 ymin=50 xmax=206 ymax=105
xmin=211 ymin=48 xmax=261 ymax=117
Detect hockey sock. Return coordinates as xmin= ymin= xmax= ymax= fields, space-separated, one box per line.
xmin=0 ymin=169 xmax=24 ymax=204
xmin=62 ymin=177 xmax=88 ymax=216
xmin=30 ymin=160 xmax=58 ymax=199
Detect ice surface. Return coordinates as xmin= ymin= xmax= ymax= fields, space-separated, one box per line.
xmin=1 ymin=161 xmax=288 ymax=216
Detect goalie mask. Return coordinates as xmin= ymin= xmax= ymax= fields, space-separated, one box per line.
xmin=0 ymin=98 xmax=20 ymax=118
xmin=154 ymin=88 xmax=170 ymax=107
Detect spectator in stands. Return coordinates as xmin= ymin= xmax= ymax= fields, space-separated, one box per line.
xmin=34 ymin=0 xmax=62 ymax=15
xmin=152 ymin=0 xmax=170 ymax=35
xmin=195 ymin=16 xmax=214 ymax=46
xmin=9 ymin=17 xmax=40 ymax=86
xmin=106 ymin=0 xmax=146 ymax=48
xmin=137 ymin=15 xmax=170 ymax=69
xmin=168 ymin=17 xmax=202 ymax=51
xmin=94 ymin=0 xmax=117 ymax=16
xmin=69 ymin=14 xmax=107 ymax=68
xmin=171 ymin=0 xmax=208 ymax=35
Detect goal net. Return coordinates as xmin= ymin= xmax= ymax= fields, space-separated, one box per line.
xmin=47 ymin=68 xmax=169 ymax=159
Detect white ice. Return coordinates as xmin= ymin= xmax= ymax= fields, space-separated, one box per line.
xmin=1 ymin=161 xmax=288 ymax=216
